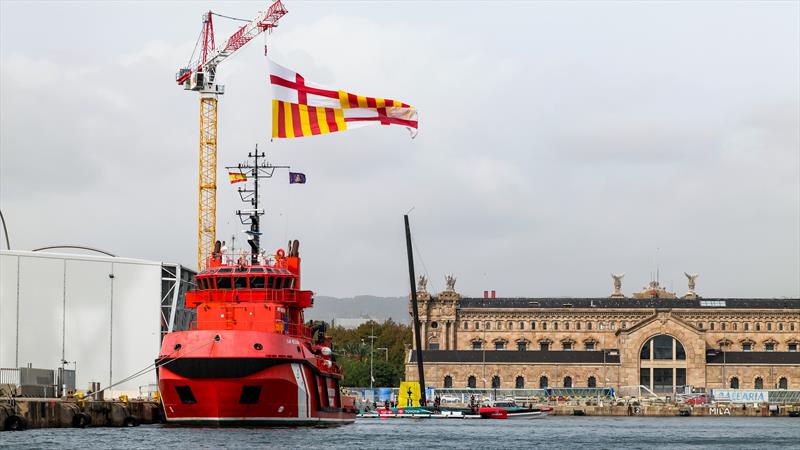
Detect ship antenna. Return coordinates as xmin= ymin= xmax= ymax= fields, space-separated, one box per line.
xmin=226 ymin=144 xmax=290 ymax=265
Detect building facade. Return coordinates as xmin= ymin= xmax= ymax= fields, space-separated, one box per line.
xmin=405 ymin=275 xmax=800 ymax=393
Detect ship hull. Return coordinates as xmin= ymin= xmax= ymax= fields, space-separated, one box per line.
xmin=158 ymin=331 xmax=355 ymax=426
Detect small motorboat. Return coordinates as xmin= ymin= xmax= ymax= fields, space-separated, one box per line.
xmin=479 ymin=401 xmax=549 ymax=419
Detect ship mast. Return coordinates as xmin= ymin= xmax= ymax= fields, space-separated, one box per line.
xmin=226 ymin=145 xmax=290 ymax=264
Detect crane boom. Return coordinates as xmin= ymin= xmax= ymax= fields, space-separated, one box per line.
xmin=177 ymin=0 xmax=287 ymax=270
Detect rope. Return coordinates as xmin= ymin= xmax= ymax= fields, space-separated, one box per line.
xmin=411 ymin=235 xmax=435 ymax=293
xmin=187 ymin=27 xmax=203 ymax=68
xmin=85 ymin=336 xmax=219 ymax=398
xmin=211 ymin=12 xmax=251 ymax=22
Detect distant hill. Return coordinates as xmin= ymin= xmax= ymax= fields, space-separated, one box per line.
xmin=306 ymin=295 xmax=410 ymax=324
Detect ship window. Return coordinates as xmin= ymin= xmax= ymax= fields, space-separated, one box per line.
xmin=267 ymin=277 xmax=275 ymax=289
xmin=239 ymin=386 xmax=261 ymax=404
xmin=250 ymin=277 xmax=265 ymax=289
xmin=250 ymin=268 xmax=265 ymax=273
xmin=288 ymin=278 xmax=295 ymax=289
xmin=175 ymin=385 xmax=197 ymax=404
xmin=216 ymin=277 xmax=232 ymax=289
xmin=234 ymin=276 xmax=248 ymax=289
xmin=218 ymin=268 xmax=232 ymax=273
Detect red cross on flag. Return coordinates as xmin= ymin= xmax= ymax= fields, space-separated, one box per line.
xmin=269 ymin=59 xmax=418 ymax=138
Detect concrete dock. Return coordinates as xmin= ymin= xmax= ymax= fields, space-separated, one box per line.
xmin=1 ymin=398 xmax=161 ymax=430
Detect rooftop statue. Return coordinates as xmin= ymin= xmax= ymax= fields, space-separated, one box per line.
xmin=610 ymin=273 xmax=625 ymax=298
xmin=445 ymin=274 xmax=457 ymax=292
xmin=417 ymin=275 xmax=428 ymax=293
xmin=683 ymin=272 xmax=699 ymax=299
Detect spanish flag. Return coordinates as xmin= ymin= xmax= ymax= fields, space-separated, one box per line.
xmin=270 ymin=59 xmax=418 ymax=139
xmin=228 ymin=171 xmax=247 ymax=184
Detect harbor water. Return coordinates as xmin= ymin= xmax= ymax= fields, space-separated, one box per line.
xmin=2 ymin=417 xmax=799 ymax=449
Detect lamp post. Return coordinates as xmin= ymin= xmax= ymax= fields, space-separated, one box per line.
xmin=367 ymin=323 xmax=377 ymax=389
xmin=377 ymin=347 xmax=389 ymax=362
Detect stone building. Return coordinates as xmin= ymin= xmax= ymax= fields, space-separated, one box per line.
xmin=405 ymin=275 xmax=800 ymax=393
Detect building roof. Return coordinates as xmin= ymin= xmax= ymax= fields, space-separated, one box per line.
xmin=705 ymin=352 xmax=800 ymax=365
xmin=410 ymin=350 xmax=621 ymax=364
xmin=458 ymin=297 xmax=800 ymax=310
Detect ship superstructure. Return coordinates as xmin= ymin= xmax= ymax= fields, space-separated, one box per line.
xmin=157 ymin=149 xmax=355 ymax=425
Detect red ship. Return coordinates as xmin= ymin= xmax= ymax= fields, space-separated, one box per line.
xmin=157 ymin=149 xmax=356 ymax=426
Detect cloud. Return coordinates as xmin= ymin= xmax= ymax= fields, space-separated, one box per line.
xmin=1 ymin=2 xmax=798 ymax=299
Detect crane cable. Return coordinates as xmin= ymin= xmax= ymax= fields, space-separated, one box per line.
xmin=211 ymin=12 xmax=251 ymax=23
xmin=84 ymin=336 xmax=220 ymax=398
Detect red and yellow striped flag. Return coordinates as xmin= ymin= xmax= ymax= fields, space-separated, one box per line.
xmin=228 ymin=171 xmax=247 ymax=184
xmin=270 ymin=59 xmax=418 ymax=139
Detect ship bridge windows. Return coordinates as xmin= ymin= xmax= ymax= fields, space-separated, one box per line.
xmin=216 ymin=276 xmax=232 ymax=289
xmin=250 ymin=276 xmax=265 ymax=289
xmin=234 ymin=276 xmax=248 ymax=289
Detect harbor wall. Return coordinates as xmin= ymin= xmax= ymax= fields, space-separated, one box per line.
xmin=1 ymin=399 xmax=161 ymax=430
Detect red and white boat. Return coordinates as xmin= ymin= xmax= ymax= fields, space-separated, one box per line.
xmin=157 ymin=150 xmax=356 ymax=426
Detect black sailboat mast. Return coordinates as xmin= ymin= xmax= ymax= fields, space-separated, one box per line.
xmin=404 ymin=214 xmax=426 ymax=405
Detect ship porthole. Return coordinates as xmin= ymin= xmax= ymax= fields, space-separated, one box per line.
xmin=254 ymin=343 xmax=263 ymax=350
xmin=173 ymin=344 xmax=182 ymax=351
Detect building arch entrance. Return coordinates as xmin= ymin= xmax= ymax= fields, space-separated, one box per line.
xmin=639 ymin=335 xmax=688 ymax=394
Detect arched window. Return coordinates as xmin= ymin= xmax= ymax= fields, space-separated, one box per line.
xmin=730 ymin=377 xmax=739 ymax=389
xmin=463 ymin=322 xmax=469 ymax=330
xmin=444 ymin=375 xmax=453 ymax=388
xmin=539 ymin=376 xmax=548 ymax=389
xmin=491 ymin=376 xmax=501 ymax=389
xmin=515 ymin=376 xmax=525 ymax=389
xmin=778 ymin=377 xmax=788 ymax=390
xmin=467 ymin=376 xmax=477 ymax=389
xmin=754 ymin=377 xmax=764 ymax=390
xmin=519 ymin=321 xmax=525 ymax=330
xmin=641 ymin=335 xmax=685 ymax=361
xmin=563 ymin=376 xmax=573 ymax=388
xmin=507 ymin=321 xmax=513 ymax=330
xmin=640 ymin=335 xmax=688 ymax=393
xmin=587 ymin=376 xmax=597 ymax=388
xmin=485 ymin=321 xmax=491 ymax=330
xmin=496 ymin=321 xmax=502 ymax=330
xmin=474 ymin=321 xmax=480 ymax=330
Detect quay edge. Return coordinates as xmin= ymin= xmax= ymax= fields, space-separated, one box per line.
xmin=1 ymin=398 xmax=161 ymax=430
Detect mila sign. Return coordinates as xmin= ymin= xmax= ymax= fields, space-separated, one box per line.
xmin=713 ymin=389 xmax=769 ymax=403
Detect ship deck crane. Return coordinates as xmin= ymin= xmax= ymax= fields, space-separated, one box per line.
xmin=177 ymin=0 xmax=287 ymax=270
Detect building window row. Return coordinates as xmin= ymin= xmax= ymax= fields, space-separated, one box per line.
xmin=729 ymin=376 xmax=790 ymax=390
xmin=697 ymin=321 xmax=797 ymax=332
xmin=464 ymin=320 xmax=632 ymax=332
xmin=470 ymin=338 xmax=598 ymax=351
xmin=462 ymin=375 xmax=598 ymax=389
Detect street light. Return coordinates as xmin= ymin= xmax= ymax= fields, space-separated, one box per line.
xmin=366 ymin=323 xmax=377 ymax=389
xmin=377 ymin=347 xmax=389 ymax=362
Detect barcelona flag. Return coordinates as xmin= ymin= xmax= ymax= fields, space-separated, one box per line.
xmin=289 ymin=172 xmax=306 ymax=184
xmin=270 ymin=59 xmax=418 ymax=139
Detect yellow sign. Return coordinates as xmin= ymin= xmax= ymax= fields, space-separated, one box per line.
xmin=397 ymin=381 xmax=421 ymax=407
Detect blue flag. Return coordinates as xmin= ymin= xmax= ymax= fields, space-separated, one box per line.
xmin=289 ymin=172 xmax=306 ymax=184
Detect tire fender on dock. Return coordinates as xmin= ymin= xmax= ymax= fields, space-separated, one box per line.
xmin=4 ymin=414 xmax=28 ymax=431
xmin=72 ymin=412 xmax=92 ymax=428
xmin=122 ymin=416 xmax=139 ymax=427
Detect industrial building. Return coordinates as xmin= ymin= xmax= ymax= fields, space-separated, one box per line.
xmin=0 ymin=249 xmax=194 ymax=397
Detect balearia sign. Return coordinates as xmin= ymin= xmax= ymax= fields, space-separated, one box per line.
xmin=713 ymin=389 xmax=769 ymax=403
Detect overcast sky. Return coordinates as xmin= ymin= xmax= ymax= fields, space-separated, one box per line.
xmin=1 ymin=1 xmax=798 ymax=299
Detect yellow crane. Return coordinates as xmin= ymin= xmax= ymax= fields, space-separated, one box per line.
xmin=176 ymin=1 xmax=287 ymax=270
